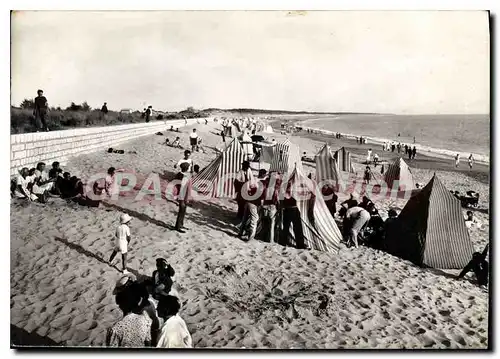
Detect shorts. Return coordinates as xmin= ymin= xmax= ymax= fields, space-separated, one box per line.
xmin=115 ymin=239 xmax=128 ymax=254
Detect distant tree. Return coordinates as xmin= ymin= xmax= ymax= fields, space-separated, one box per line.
xmin=81 ymin=101 xmax=91 ymax=111
xmin=186 ymin=106 xmax=195 ymax=112
xmin=20 ymin=98 xmax=34 ymax=109
xmin=157 ymin=114 xmax=164 ymax=120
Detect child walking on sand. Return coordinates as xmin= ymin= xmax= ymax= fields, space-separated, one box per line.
xmin=109 ymin=213 xmax=132 ymax=274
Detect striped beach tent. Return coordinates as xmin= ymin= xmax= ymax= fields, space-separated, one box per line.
xmin=268 ymin=139 xmax=303 ymax=175
xmin=383 ymin=174 xmax=474 ymax=269
xmin=191 ymin=137 xmax=245 ymax=198
xmin=334 ymin=147 xmax=355 ymax=173
xmin=279 ymin=166 xmax=342 ymax=253
xmin=384 ymin=157 xmax=414 ymax=191
xmin=315 ymin=143 xmax=342 ymax=188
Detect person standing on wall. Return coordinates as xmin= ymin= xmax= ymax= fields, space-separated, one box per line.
xmin=33 ymin=89 xmax=49 ymax=132
xmin=145 ymin=106 xmax=152 ymax=123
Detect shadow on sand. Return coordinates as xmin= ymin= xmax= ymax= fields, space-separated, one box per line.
xmin=11 ymin=324 xmax=61 ymax=347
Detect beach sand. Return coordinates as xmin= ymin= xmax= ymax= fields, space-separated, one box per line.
xmin=11 ymin=121 xmax=489 ymax=349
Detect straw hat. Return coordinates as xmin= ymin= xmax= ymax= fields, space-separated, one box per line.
xmin=112 ymin=273 xmax=137 ymax=295
xmin=120 ymin=213 xmax=132 ymax=224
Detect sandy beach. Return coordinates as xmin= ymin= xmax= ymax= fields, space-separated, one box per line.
xmin=10 ymin=120 xmax=489 ymax=349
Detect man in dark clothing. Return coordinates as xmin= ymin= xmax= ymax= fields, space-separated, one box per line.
xmin=404 ymin=144 xmax=408 ymax=155
xmin=34 ymin=89 xmax=49 ymax=131
xmin=145 ymin=106 xmax=152 ymax=123
xmin=221 ymin=130 xmax=226 ymax=144
xmin=412 ymin=146 xmax=417 ymax=159
xmin=174 ymin=162 xmax=191 ymax=233
xmin=279 ymin=183 xmax=306 ymax=249
xmin=260 ymin=175 xmax=279 ymax=243
xmin=234 ymin=161 xmax=251 ymax=219
xmin=101 ymin=102 xmax=109 ymax=114
xmin=391 ymin=144 xmax=396 ymax=152
xmin=458 ymin=244 xmax=489 ymax=286
xmin=322 ymin=183 xmax=338 ymax=218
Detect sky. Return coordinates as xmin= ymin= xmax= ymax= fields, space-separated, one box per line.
xmin=10 ymin=11 xmax=490 ymax=114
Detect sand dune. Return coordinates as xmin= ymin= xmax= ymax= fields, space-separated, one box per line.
xmin=10 ymin=122 xmax=489 ymax=348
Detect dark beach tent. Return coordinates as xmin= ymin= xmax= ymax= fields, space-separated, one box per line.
xmin=333 ymin=147 xmax=355 ymax=173
xmin=384 ymin=157 xmax=414 ymax=191
xmin=383 ymin=174 xmax=474 ymax=269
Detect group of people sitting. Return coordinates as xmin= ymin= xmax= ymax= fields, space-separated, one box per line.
xmin=11 ymin=162 xmax=84 ymax=203
xmin=106 ymin=258 xmax=192 ymax=348
xmin=451 ymin=190 xmax=480 ymax=209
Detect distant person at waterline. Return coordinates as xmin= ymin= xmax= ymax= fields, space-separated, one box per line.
xmin=34 ymin=89 xmax=49 ymax=132
xmin=101 ymin=102 xmax=108 ymax=114
xmin=455 ymin=153 xmax=461 ymax=167
xmin=468 ymin=154 xmax=474 ymax=169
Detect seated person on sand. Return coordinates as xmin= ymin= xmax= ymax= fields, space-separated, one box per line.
xmin=48 ymin=161 xmax=63 ymax=180
xmin=465 ymin=210 xmax=482 ymax=229
xmin=152 ymin=258 xmax=176 ymax=300
xmin=458 ymin=244 xmax=489 ymax=287
xmin=358 ymin=196 xmax=373 ymax=211
xmin=32 ymin=162 xmax=56 ymax=195
xmin=193 ymin=164 xmax=200 ymax=174
xmin=164 ymin=138 xmax=171 ymax=146
xmin=363 ymin=204 xmax=385 ymax=248
xmin=171 ymin=137 xmax=182 ymax=148
xmin=170 ymin=126 xmax=174 ymax=131
xmin=155 ymin=294 xmax=193 ymax=348
xmin=12 ymin=167 xmax=38 ymax=201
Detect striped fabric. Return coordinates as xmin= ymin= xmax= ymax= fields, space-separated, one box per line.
xmin=280 ymin=167 xmax=342 ymax=253
xmin=384 ymin=174 xmax=474 ymax=269
xmin=191 ymin=137 xmax=245 ymax=198
xmin=334 ymin=147 xmax=355 ymax=173
xmin=269 ymin=139 xmax=304 ymax=175
xmin=384 ymin=157 xmax=414 ymax=191
xmin=315 ymin=143 xmax=342 ymax=188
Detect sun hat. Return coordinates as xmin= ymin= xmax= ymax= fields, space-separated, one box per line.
xmin=120 ymin=213 xmax=132 ymax=224
xmin=112 ymin=273 xmax=137 ymax=295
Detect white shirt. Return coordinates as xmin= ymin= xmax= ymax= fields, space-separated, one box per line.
xmin=156 ymin=315 xmax=192 ymax=348
xmin=116 ymin=224 xmax=130 ymax=243
xmin=176 ymin=158 xmax=193 ymax=172
xmin=367 ymin=150 xmax=372 ymax=159
xmin=465 ymin=218 xmax=482 ymax=229
xmin=189 ymin=132 xmax=198 ymax=140
xmin=14 ymin=174 xmax=30 ymax=197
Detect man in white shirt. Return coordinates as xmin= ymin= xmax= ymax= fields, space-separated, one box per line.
xmin=156 ymin=295 xmax=192 ymax=348
xmin=465 ymin=211 xmax=482 ymax=229
xmin=13 ymin=167 xmax=38 ymax=201
xmin=174 ymin=150 xmax=194 ymax=173
xmin=32 ymin=162 xmax=55 ymax=194
xmin=189 ymin=129 xmax=199 ymax=152
xmin=366 ymin=148 xmax=373 ymax=164
xmin=109 ymin=213 xmax=132 ymax=274
xmin=344 ymin=206 xmax=371 ymax=248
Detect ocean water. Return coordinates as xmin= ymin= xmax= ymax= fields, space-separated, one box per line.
xmin=301 ymin=114 xmax=490 ymax=158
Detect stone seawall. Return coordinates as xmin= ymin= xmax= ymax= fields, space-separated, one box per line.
xmin=10 ymin=118 xmax=202 ymax=176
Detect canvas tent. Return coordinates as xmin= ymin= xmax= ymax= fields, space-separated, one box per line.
xmin=383 ymin=174 xmax=474 ymax=269
xmin=191 ymin=138 xmax=245 ymax=198
xmin=263 ymin=125 xmax=274 ymax=133
xmin=315 ymin=143 xmax=342 ymax=189
xmin=255 ymin=166 xmax=342 ymax=253
xmin=384 ymin=157 xmax=414 ymax=191
xmin=268 ymin=139 xmax=304 ymax=175
xmin=334 ymin=147 xmax=355 ymax=173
